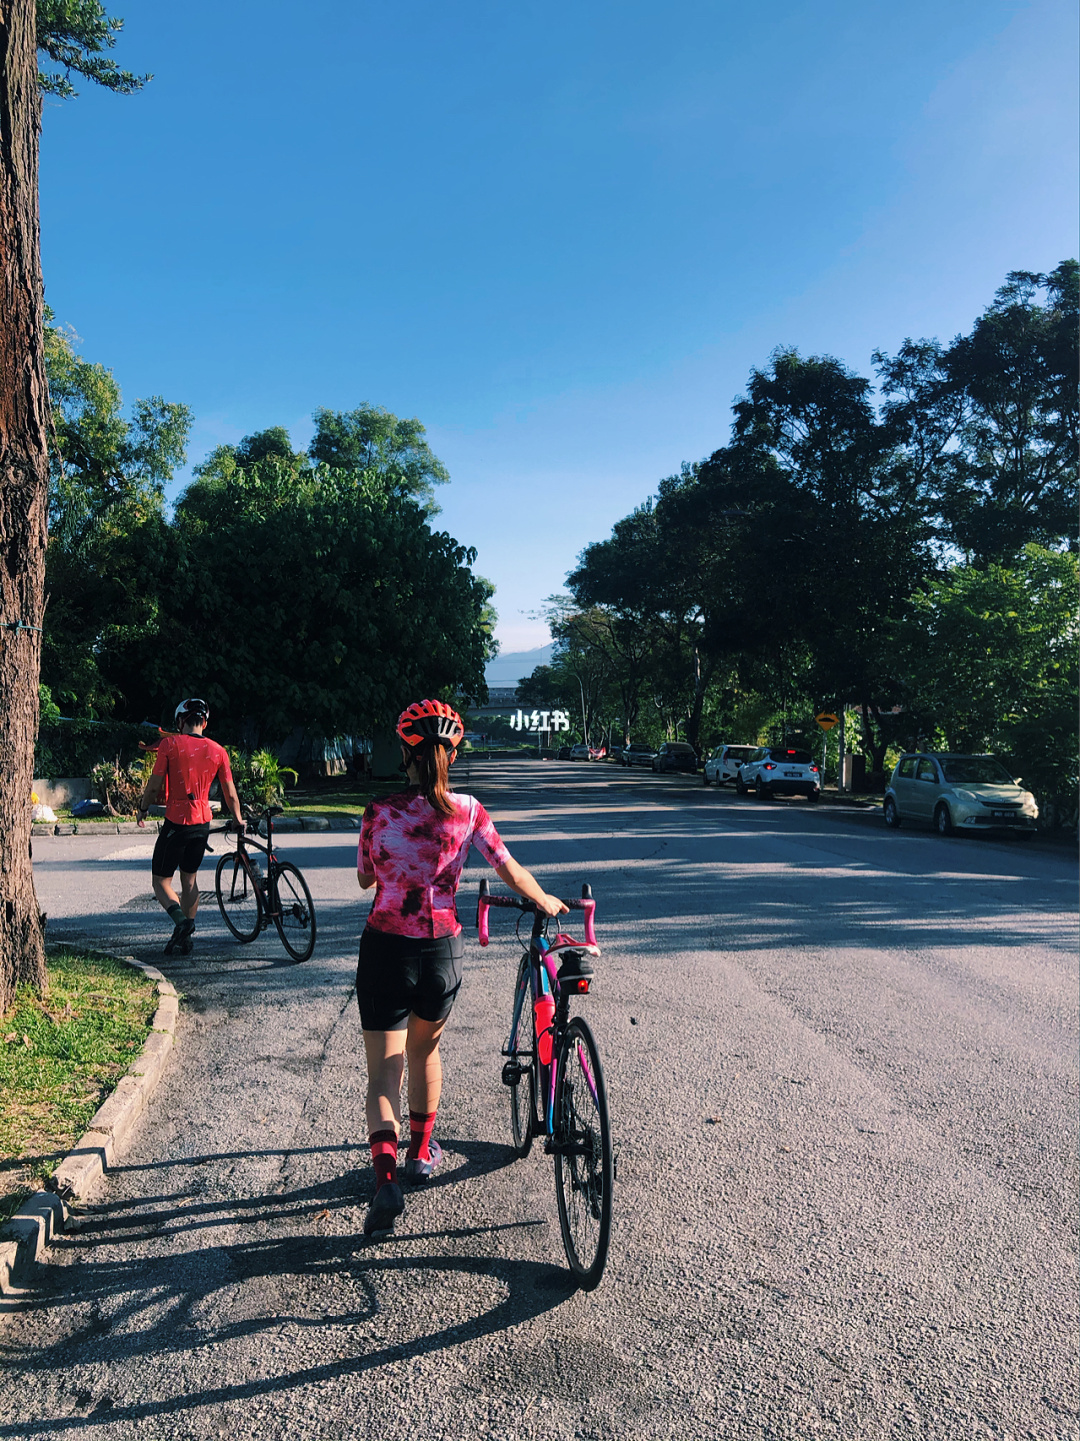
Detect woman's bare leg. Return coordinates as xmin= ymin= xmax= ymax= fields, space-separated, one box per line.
xmin=406 ymin=1014 xmax=448 ymax=1115
xmin=362 ymin=1028 xmax=407 ymax=1136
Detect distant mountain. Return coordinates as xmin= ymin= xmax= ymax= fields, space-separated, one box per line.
xmin=484 ymin=644 xmax=553 ymax=689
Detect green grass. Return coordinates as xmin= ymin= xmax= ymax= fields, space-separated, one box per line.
xmin=0 ymin=948 xmax=157 ymax=1221
xmin=283 ymin=776 xmax=403 ymax=818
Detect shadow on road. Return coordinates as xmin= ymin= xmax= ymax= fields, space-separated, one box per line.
xmin=0 ymin=1139 xmax=574 ymax=1437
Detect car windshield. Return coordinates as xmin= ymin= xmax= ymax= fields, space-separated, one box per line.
xmin=941 ymin=758 xmax=1016 ymax=786
xmin=726 ymin=747 xmax=754 ymax=759
xmin=769 ymin=749 xmax=812 ymax=763
xmin=667 ymin=744 xmax=694 ymax=753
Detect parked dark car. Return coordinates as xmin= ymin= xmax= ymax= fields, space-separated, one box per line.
xmin=623 ymin=743 xmax=657 ymax=768
xmin=557 ymin=746 xmax=573 ymax=760
xmin=653 ymin=742 xmax=698 ymax=774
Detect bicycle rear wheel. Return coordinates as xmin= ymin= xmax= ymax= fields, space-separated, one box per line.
xmin=553 ymin=1016 xmax=613 ymax=1289
xmin=215 ymin=852 xmax=263 ymax=942
xmin=508 ymin=953 xmax=540 ymax=1157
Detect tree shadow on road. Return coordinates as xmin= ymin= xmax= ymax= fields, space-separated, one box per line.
xmin=0 ymin=1145 xmax=575 ymax=1437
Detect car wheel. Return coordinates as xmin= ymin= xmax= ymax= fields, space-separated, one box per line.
xmin=934 ymin=803 xmax=953 ymax=837
xmin=735 ymin=778 xmax=748 ymax=795
xmin=807 ymin=789 xmax=820 ymax=803
xmin=757 ymin=783 xmax=771 ymax=801
xmin=702 ymin=771 xmax=711 ymax=786
xmin=883 ymin=796 xmax=901 ymax=828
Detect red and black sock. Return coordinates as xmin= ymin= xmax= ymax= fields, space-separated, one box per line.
xmin=407 ymin=1110 xmax=437 ymax=1162
xmin=369 ymin=1129 xmax=398 ymax=1190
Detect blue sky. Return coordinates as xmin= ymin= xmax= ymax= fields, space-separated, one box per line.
xmin=40 ymin=0 xmax=1078 ymax=649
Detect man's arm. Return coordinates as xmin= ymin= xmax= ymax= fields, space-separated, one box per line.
xmin=219 ymin=768 xmax=245 ymax=828
xmin=136 ymin=773 xmax=164 ymax=828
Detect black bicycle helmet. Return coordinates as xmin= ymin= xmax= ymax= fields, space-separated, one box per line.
xmin=174 ymin=697 xmax=209 ymax=727
xmin=396 ymin=699 xmax=464 ymax=749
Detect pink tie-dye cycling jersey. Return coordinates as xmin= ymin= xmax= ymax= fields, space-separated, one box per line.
xmin=359 ymin=788 xmax=511 ymax=938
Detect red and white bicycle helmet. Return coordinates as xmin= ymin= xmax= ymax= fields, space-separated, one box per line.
xmin=396 ymin=699 xmax=465 ymax=749
xmin=174 ymin=697 xmax=209 ymax=726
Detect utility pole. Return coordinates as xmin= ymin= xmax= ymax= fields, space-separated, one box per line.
xmin=837 ymin=703 xmax=847 ymax=793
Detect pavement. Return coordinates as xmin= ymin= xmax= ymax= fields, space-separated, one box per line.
xmin=0 ymin=761 xmax=1077 ymax=1440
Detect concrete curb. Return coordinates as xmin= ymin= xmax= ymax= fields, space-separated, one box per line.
xmin=32 ymin=815 xmax=363 ymax=837
xmin=0 ymin=951 xmax=178 ymax=1297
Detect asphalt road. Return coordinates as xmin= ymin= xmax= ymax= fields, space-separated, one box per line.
xmin=2 ymin=761 xmax=1077 ymax=1440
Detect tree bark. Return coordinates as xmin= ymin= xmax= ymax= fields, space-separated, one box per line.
xmin=0 ymin=0 xmax=48 ymax=1011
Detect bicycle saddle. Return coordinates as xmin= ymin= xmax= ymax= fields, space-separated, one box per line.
xmin=266 ymin=805 xmax=284 ymax=816
xmin=548 ymin=934 xmax=599 ymax=980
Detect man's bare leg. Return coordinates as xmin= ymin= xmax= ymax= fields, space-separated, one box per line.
xmin=179 ymin=871 xmax=200 ymax=920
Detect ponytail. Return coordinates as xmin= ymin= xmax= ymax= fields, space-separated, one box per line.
xmin=414 ymin=740 xmax=454 ymax=816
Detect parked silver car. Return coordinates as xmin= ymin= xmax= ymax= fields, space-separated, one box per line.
xmin=883 ymin=753 xmax=1038 ymax=836
xmin=703 ymin=744 xmax=757 ymax=787
xmin=623 ymin=743 xmax=658 ymax=768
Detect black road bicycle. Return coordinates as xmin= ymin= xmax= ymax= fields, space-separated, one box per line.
xmin=214 ymin=806 xmax=317 ymax=962
xmin=478 ymin=879 xmax=613 ymax=1289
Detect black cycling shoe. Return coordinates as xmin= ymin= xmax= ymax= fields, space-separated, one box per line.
xmin=164 ymin=917 xmax=195 ymax=956
xmin=403 ymin=1138 xmax=443 ymax=1185
xmin=364 ymin=1182 xmax=405 ymax=1237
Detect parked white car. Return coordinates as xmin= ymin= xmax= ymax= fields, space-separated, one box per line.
xmin=736 ymin=746 xmax=821 ymax=800
xmin=702 ymin=744 xmax=757 ymax=787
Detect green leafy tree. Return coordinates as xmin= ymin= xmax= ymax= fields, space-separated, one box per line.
xmin=939 ymin=263 xmax=1079 ymax=561
xmin=309 ymin=405 xmax=449 ymax=512
xmin=123 ymin=440 xmax=491 ymax=741
xmin=886 ymin=547 xmax=1078 ymax=818
xmin=37 ymin=0 xmax=149 ymax=96
xmin=42 ymin=316 xmax=191 ymax=716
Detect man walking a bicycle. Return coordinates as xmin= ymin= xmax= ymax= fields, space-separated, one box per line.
xmin=137 ymin=698 xmax=245 ymax=955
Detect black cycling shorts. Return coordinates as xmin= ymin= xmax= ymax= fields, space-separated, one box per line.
xmin=152 ymin=820 xmax=211 ymax=879
xmin=356 ymin=926 xmax=464 ymax=1032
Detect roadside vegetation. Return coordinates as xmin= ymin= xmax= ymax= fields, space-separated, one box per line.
xmin=0 ymin=948 xmax=157 ymax=1221
xmin=515 ymin=264 xmax=1078 ymax=824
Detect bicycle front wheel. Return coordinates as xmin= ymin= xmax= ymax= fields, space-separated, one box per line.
xmin=272 ymin=861 xmax=317 ymax=962
xmin=215 ymin=852 xmax=263 ymax=942
xmin=508 ymin=953 xmax=540 ymax=1157
xmin=553 ymin=1016 xmax=613 ymax=1289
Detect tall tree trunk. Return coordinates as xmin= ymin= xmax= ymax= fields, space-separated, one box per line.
xmin=684 ymin=648 xmax=717 ymax=755
xmin=0 ymin=0 xmax=48 ymax=1012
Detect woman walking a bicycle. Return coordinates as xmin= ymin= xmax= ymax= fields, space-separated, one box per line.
xmin=356 ymin=699 xmax=566 ymax=1236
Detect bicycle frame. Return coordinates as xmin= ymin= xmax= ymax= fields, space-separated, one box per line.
xmin=482 ymin=889 xmax=600 ymax=1137
xmin=218 ymin=811 xmax=280 ymax=920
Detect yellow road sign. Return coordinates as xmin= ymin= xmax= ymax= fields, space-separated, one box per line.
xmin=816 ymin=712 xmax=840 ymax=731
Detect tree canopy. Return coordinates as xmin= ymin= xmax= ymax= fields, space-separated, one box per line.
xmin=38 ymin=331 xmax=494 ymax=742
xmin=521 ymin=261 xmax=1078 ymax=815
xmin=37 ymin=0 xmax=150 ymax=97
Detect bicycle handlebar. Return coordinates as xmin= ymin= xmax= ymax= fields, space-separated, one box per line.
xmin=477 ymin=881 xmax=595 ymax=948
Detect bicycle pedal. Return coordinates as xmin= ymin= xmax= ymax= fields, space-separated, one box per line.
xmin=501 ymin=1060 xmax=526 ymax=1087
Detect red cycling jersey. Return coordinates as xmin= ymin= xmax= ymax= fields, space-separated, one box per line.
xmin=360 ymin=788 xmax=510 ymax=938
xmin=152 ymin=734 xmax=232 ymax=826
